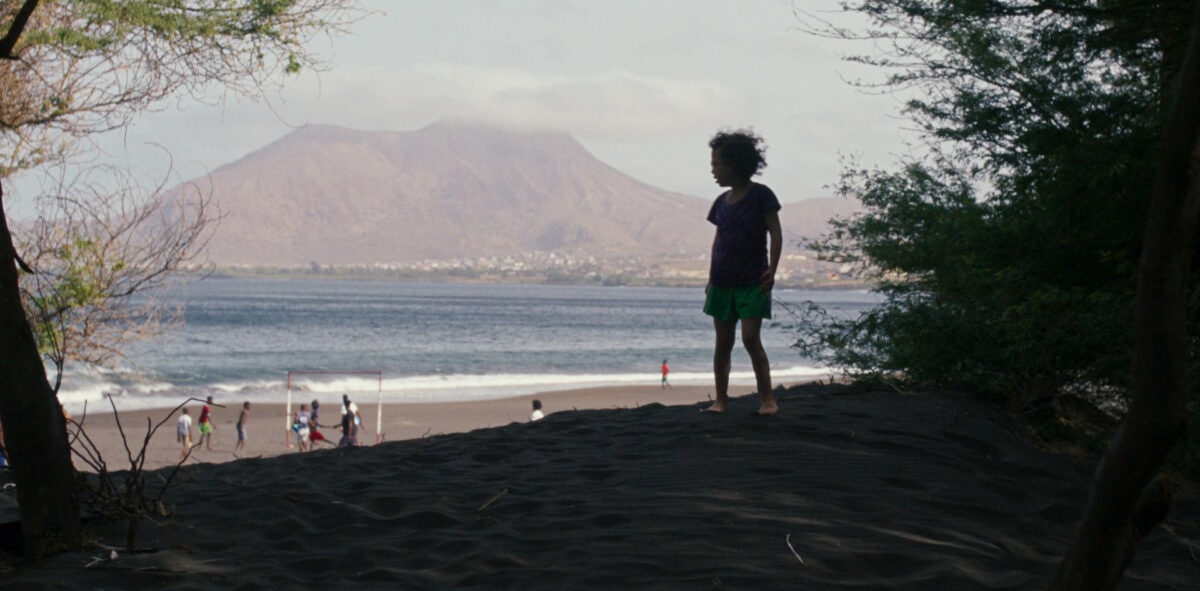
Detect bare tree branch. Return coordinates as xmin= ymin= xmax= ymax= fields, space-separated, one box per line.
xmin=0 ymin=0 xmax=39 ymax=59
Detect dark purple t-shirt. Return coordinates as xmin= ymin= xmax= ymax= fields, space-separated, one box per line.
xmin=707 ymin=183 xmax=781 ymax=287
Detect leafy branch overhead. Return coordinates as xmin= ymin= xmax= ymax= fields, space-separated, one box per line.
xmin=1 ymin=0 xmax=360 ymax=173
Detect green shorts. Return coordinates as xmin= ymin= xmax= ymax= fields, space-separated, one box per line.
xmin=199 ymin=422 xmax=213 ymax=435
xmin=704 ymin=285 xmax=772 ymax=322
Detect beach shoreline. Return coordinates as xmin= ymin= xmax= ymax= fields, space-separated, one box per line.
xmin=68 ymin=383 xmax=730 ymax=472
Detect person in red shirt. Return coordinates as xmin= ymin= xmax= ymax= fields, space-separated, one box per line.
xmin=198 ymin=396 xmax=216 ymax=450
xmin=661 ymin=359 xmax=671 ymax=389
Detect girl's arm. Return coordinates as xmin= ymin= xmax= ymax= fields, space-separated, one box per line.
xmin=707 ymin=231 xmax=718 ymax=293
xmin=761 ymin=211 xmax=782 ymax=290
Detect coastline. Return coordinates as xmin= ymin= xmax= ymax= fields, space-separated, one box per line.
xmin=202 ymin=265 xmax=872 ymax=290
xmin=68 ymin=383 xmax=723 ymax=472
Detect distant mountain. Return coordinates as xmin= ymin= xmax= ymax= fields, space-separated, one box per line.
xmin=190 ymin=121 xmax=859 ymax=266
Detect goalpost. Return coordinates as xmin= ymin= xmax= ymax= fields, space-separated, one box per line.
xmin=285 ymin=370 xmax=383 ymax=447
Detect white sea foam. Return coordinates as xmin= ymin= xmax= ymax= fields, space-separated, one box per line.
xmin=56 ymin=365 xmax=833 ymax=415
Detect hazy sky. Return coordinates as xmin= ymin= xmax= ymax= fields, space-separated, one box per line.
xmin=35 ymin=1 xmax=916 ymax=210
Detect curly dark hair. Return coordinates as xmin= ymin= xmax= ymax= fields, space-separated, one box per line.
xmin=709 ymin=129 xmax=767 ymax=180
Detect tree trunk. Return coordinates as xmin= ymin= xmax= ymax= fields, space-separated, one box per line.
xmin=0 ymin=185 xmax=81 ymax=559
xmin=1048 ymin=4 xmax=1200 ymax=589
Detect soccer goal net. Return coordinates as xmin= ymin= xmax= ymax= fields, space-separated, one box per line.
xmin=285 ymin=370 xmax=383 ymax=447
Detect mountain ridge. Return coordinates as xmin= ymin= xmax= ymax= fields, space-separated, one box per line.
xmin=192 ymin=121 xmax=857 ymax=267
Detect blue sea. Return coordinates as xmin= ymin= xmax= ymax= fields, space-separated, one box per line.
xmin=56 ymin=279 xmax=880 ymax=414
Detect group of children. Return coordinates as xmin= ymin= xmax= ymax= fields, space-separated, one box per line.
xmin=291 ymin=394 xmax=366 ymax=451
xmin=176 ymin=396 xmax=222 ymax=462
xmin=175 ymin=393 xmax=368 ymax=461
xmin=175 ymin=396 xmax=236 ymax=461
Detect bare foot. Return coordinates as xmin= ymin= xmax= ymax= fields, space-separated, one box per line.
xmin=756 ymin=398 xmax=779 ymax=416
xmin=702 ymin=398 xmax=728 ymax=413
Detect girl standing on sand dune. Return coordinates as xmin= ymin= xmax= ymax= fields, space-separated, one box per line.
xmin=702 ymin=129 xmax=782 ymax=416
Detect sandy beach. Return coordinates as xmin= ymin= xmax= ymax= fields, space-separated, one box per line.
xmin=65 ymin=384 xmax=719 ymax=472
xmin=2 ymin=382 xmax=1198 ymax=589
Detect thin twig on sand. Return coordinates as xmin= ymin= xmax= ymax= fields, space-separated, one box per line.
xmin=786 ymin=534 xmax=805 ymax=564
xmin=477 ymin=488 xmax=509 ymax=512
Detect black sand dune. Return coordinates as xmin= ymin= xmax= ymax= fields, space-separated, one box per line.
xmin=6 ymin=384 xmax=1199 ymax=589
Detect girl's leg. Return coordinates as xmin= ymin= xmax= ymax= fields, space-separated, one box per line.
xmin=706 ymin=318 xmax=737 ymax=412
xmin=740 ymin=317 xmax=778 ymax=415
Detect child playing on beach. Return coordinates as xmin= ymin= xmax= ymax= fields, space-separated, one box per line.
xmin=198 ymin=396 xmax=215 ymax=450
xmin=293 ymin=404 xmax=312 ymax=452
xmin=338 ymin=397 xmax=358 ymax=447
xmin=308 ymin=399 xmax=332 ymax=447
xmin=703 ymin=129 xmax=782 ymax=416
xmin=340 ymin=394 xmax=367 ymax=444
xmin=661 ymin=359 xmax=671 ymax=389
xmin=177 ymin=408 xmax=193 ymax=462
xmin=235 ymin=402 xmax=249 ymax=454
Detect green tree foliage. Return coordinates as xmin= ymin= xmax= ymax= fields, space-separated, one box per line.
xmin=29 ymin=237 xmax=107 ymax=350
xmin=797 ymin=0 xmax=1196 ymax=414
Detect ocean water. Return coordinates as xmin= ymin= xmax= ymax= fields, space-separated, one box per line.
xmin=56 ymin=279 xmax=880 ymax=414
